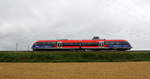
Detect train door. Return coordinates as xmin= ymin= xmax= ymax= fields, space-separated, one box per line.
xmin=57 ymin=42 xmax=62 ymax=48
xmin=99 ymin=41 xmax=104 ymax=47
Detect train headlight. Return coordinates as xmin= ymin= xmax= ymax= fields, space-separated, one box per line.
xmin=35 ymin=46 xmax=39 ymax=47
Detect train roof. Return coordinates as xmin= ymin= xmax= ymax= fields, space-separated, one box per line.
xmin=35 ymin=39 xmax=128 ymax=43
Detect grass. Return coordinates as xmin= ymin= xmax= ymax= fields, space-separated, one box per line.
xmin=0 ymin=51 xmax=150 ymax=62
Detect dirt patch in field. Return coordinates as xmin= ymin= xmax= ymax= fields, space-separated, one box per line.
xmin=0 ymin=62 xmax=149 ymax=79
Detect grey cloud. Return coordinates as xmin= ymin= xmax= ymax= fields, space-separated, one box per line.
xmin=0 ymin=0 xmax=150 ymax=50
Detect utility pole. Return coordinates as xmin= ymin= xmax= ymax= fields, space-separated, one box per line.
xmin=27 ymin=44 xmax=30 ymax=51
xmin=16 ymin=43 xmax=18 ymax=51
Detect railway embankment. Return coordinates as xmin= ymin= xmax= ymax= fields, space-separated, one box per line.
xmin=0 ymin=51 xmax=150 ymax=62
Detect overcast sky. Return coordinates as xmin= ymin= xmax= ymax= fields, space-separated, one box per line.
xmin=0 ymin=0 xmax=150 ymax=50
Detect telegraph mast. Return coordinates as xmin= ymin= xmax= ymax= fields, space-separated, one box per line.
xmin=16 ymin=43 xmax=18 ymax=51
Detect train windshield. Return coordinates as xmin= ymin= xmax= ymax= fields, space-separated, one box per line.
xmin=105 ymin=41 xmax=130 ymax=45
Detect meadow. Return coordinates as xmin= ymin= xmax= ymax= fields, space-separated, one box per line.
xmin=0 ymin=51 xmax=150 ymax=62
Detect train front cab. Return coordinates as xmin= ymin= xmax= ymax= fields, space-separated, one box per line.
xmin=32 ymin=41 xmax=58 ymax=51
xmin=104 ymin=40 xmax=132 ymax=51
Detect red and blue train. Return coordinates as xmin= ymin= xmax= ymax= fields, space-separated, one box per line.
xmin=32 ymin=39 xmax=132 ymax=51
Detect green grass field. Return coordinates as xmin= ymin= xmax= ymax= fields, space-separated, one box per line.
xmin=0 ymin=51 xmax=150 ymax=62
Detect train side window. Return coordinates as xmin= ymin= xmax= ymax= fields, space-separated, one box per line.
xmin=105 ymin=41 xmax=130 ymax=45
xmin=105 ymin=41 xmax=114 ymax=45
xmin=81 ymin=42 xmax=99 ymax=46
xmin=35 ymin=42 xmax=57 ymax=46
xmin=62 ymin=43 xmax=81 ymax=46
